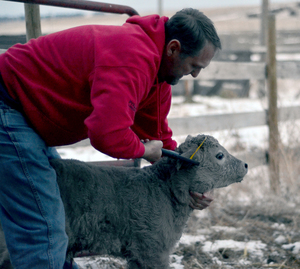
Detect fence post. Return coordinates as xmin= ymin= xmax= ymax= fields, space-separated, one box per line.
xmin=184 ymin=80 xmax=194 ymax=103
xmin=260 ymin=0 xmax=269 ymax=46
xmin=24 ymin=3 xmax=42 ymax=41
xmin=158 ymin=0 xmax=163 ymax=16
xmin=257 ymin=0 xmax=269 ymax=97
xmin=267 ymin=14 xmax=280 ymax=193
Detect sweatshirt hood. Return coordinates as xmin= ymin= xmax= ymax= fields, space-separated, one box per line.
xmin=125 ymin=14 xmax=168 ymax=56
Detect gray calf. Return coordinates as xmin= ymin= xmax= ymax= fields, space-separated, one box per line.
xmin=0 ymin=134 xmax=248 ymax=268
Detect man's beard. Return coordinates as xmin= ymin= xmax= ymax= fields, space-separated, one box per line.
xmin=166 ymin=76 xmax=181 ymax=85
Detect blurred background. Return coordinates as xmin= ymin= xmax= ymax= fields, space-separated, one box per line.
xmin=0 ymin=0 xmax=296 ymax=18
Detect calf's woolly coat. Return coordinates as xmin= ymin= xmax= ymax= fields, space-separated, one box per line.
xmin=0 ymin=134 xmax=248 ymax=268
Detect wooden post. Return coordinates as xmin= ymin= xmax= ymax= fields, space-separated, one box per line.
xmin=257 ymin=0 xmax=269 ymax=97
xmin=267 ymin=14 xmax=280 ymax=193
xmin=24 ymin=3 xmax=42 ymax=41
xmin=184 ymin=80 xmax=194 ymax=103
xmin=158 ymin=0 xmax=163 ymax=16
xmin=260 ymin=0 xmax=269 ymax=46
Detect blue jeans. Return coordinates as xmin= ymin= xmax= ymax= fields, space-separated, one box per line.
xmin=0 ymin=101 xmax=77 ymax=268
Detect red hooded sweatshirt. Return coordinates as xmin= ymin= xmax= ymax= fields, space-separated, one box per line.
xmin=0 ymin=15 xmax=177 ymax=159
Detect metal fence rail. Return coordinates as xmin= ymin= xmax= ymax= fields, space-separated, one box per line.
xmin=4 ymin=0 xmax=139 ymax=16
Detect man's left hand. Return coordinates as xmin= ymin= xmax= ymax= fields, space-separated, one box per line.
xmin=189 ymin=191 xmax=214 ymax=210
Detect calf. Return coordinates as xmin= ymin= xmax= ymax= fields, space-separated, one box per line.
xmin=0 ymin=134 xmax=248 ymax=268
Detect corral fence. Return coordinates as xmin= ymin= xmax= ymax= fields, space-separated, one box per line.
xmin=1 ymin=0 xmax=300 ymax=193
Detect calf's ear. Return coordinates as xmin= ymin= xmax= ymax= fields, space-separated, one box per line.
xmin=176 ymin=159 xmax=194 ymax=171
xmin=181 ymin=148 xmax=200 ymax=161
xmin=176 ymin=150 xmax=198 ymax=171
xmin=185 ymin=135 xmax=193 ymax=142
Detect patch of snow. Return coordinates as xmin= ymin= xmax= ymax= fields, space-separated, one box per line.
xmin=274 ymin=235 xmax=288 ymax=244
xmin=170 ymin=255 xmax=184 ymax=269
xmin=277 ymin=53 xmax=300 ymax=61
xmin=75 ymin=255 xmax=126 ymax=269
xmin=238 ymin=258 xmax=252 ymax=265
xmin=271 ymin=223 xmax=286 ymax=230
xmin=178 ymin=234 xmax=206 ymax=245
xmin=57 ymin=146 xmax=114 ymax=162
xmin=169 ymin=96 xmax=267 ymax=118
xmin=282 ymin=242 xmax=300 ymax=254
xmin=202 ymin=239 xmax=267 ymax=258
xmin=211 ymin=256 xmax=224 ymax=265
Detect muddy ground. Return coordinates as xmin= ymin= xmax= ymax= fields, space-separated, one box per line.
xmin=75 ymin=198 xmax=300 ymax=269
xmin=178 ymin=201 xmax=300 ymax=268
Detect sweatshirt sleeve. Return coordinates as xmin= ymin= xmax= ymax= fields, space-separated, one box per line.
xmin=85 ymin=66 xmax=148 ymax=159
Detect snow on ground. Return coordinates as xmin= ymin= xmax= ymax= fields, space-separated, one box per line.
xmin=169 ymin=230 xmax=267 ymax=268
xmin=283 ymin=242 xmax=300 ymax=256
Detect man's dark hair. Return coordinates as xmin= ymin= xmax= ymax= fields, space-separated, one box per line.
xmin=165 ymin=8 xmax=222 ymax=57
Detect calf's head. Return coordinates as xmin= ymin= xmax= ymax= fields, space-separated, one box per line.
xmin=176 ymin=134 xmax=248 ymax=193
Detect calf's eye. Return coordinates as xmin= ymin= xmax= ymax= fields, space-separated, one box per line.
xmin=216 ymin=153 xmax=224 ymax=160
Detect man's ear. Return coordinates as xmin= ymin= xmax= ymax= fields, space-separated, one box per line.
xmin=166 ymin=39 xmax=181 ymax=56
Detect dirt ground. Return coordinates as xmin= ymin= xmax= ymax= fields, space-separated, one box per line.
xmin=77 ymin=206 xmax=300 ymax=268
xmin=179 ymin=200 xmax=300 ymax=268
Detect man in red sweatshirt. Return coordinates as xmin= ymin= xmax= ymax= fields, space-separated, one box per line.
xmin=0 ymin=8 xmax=221 ymax=268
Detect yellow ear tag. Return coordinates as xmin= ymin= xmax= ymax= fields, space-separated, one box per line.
xmin=190 ymin=137 xmax=207 ymax=160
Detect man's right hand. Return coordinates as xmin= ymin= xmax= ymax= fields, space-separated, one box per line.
xmin=142 ymin=140 xmax=163 ymax=163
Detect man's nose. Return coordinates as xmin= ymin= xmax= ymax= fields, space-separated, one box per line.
xmin=191 ymin=69 xmax=201 ymax=78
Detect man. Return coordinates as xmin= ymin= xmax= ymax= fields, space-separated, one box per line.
xmin=0 ymin=8 xmax=221 ymax=268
